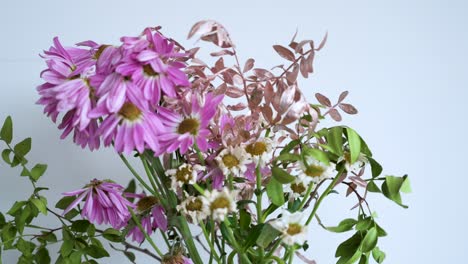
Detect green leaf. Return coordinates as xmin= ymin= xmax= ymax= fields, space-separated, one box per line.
xmin=326 ymin=218 xmax=357 ymax=233
xmin=368 ymin=157 xmax=382 ymax=178
xmin=30 ymin=164 xmax=47 ymax=181
xmin=30 ymin=197 xmax=47 ymax=215
xmin=400 ymin=177 xmax=412 ymax=193
xmin=124 ymin=251 xmax=136 ymax=262
xmin=358 ymin=254 xmax=368 ymax=264
xmin=381 ymin=175 xmax=410 ymax=208
xmin=35 ymin=247 xmax=51 ymax=264
xmin=256 ymin=224 xmax=281 ymax=248
xmin=276 ymin=153 xmax=301 ymax=162
xmin=71 ymin=220 xmax=91 ymax=233
xmin=102 ymin=228 xmax=122 ymax=242
xmin=242 ymin=224 xmax=264 ymax=250
xmin=266 ymin=178 xmax=285 ymax=206
xmin=271 ymin=167 xmax=295 ymax=184
xmin=60 ymin=239 xmax=74 ymax=256
xmin=302 ymin=147 xmax=330 ymax=165
xmin=15 ymin=204 xmax=31 ymax=234
xmin=0 ymin=116 xmax=13 ymax=144
xmin=1 ymin=224 xmax=17 ymax=249
xmin=346 ymin=128 xmax=361 ymax=164
xmin=14 ymin=138 xmax=31 ymax=158
xmin=55 ymin=196 xmax=76 ymax=210
xmin=124 ymin=179 xmax=136 ymax=202
xmin=85 ymin=245 xmax=109 ymax=258
xmin=16 ymin=238 xmax=36 ymax=257
xmin=372 ymin=247 xmax=386 ymax=263
xmin=336 ymin=233 xmax=362 ymax=264
xmin=361 ymin=227 xmax=378 ymax=252
xmin=2 ymin=149 xmax=12 ymax=164
xmin=0 ymin=213 xmax=5 ymax=229
xmin=7 ymin=201 xmax=27 ymax=216
xmin=355 ymin=217 xmax=373 ymax=231
xmin=239 ymin=209 xmax=251 ymax=230
xmin=20 ymin=167 xmax=30 ymax=177
xmin=326 ymin=126 xmax=343 ymax=156
xmin=366 ymin=181 xmax=381 ymax=193
xmin=280 ymin=139 xmax=300 ymax=155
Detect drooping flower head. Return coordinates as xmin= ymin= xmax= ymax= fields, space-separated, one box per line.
xmin=176 ymin=194 xmax=209 ymax=224
xmin=62 ymin=179 xmax=134 ymax=229
xmin=127 ymin=195 xmax=167 ymax=243
xmin=270 ymin=210 xmax=308 ymax=246
xmin=158 ymin=93 xmax=223 ymax=154
xmin=206 ymin=188 xmax=237 ymax=222
xmin=37 ymin=37 xmax=100 ymax=150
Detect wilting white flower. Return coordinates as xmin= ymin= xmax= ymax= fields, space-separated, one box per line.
xmin=216 ymin=146 xmax=249 ymax=176
xmin=270 ymin=210 xmax=308 ymax=246
xmin=206 ymin=188 xmax=237 ymax=222
xmin=176 ymin=195 xmax=209 ymax=224
xmin=298 ymin=156 xmax=335 ymax=184
xmin=284 ymin=177 xmax=311 ymax=200
xmin=244 ymin=137 xmax=275 ymax=166
xmin=339 ymin=152 xmax=368 ymax=173
xmin=167 ymin=163 xmax=204 ymax=190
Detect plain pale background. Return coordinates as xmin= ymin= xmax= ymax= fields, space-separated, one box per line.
xmin=1 ymin=0 xmax=466 ymax=263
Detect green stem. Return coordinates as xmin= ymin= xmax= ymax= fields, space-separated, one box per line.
xmin=200 ymin=222 xmax=221 ymax=262
xmin=177 ymin=217 xmax=204 ymax=264
xmin=222 ymin=220 xmax=252 ymax=264
xmin=297 ymin=184 xmax=314 ymax=211
xmin=193 ymin=183 xmax=206 ymax=196
xmin=255 ymin=165 xmax=265 ymax=261
xmin=119 ymin=154 xmax=156 ymax=196
xmin=140 ymin=157 xmax=160 ymax=198
xmin=305 ymin=168 xmax=345 ymax=225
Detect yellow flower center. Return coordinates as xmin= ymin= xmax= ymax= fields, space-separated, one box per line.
xmin=175 ymin=166 xmax=193 ymax=183
xmin=304 ymin=165 xmax=325 ymax=178
xmin=291 ymin=182 xmax=306 ymax=194
xmin=245 ymin=142 xmax=267 ymax=156
xmin=136 ymin=196 xmax=159 ymax=212
xmin=177 ymin=118 xmax=200 ymax=135
xmin=286 ymin=223 xmax=302 ymax=236
xmin=94 ymin=45 xmax=110 ymax=60
xmin=210 ymin=196 xmax=231 ymax=211
xmin=118 ymin=102 xmax=142 ymax=121
xmin=186 ymin=198 xmax=203 ymax=211
xmin=222 ymin=154 xmax=239 ymax=169
xmin=143 ymin=64 xmax=160 ymax=77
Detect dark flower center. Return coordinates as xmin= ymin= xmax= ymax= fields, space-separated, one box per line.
xmin=286 ymin=223 xmax=302 ymax=235
xmin=304 ymin=165 xmax=325 ymax=178
xmin=246 ymin=142 xmax=267 ymax=156
xmin=186 ymin=198 xmax=203 ymax=211
xmin=222 ymin=154 xmax=239 ymax=169
xmin=143 ymin=64 xmax=160 ymax=77
xmin=291 ymin=182 xmax=306 ymax=194
xmin=118 ymin=102 xmax=142 ymax=121
xmin=175 ymin=166 xmax=193 ymax=183
xmin=210 ymin=196 xmax=230 ymax=210
xmin=177 ymin=118 xmax=200 ymax=135
xmin=136 ymin=196 xmax=159 ymax=212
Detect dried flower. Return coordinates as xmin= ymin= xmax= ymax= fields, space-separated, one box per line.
xmin=176 ymin=195 xmax=209 ymax=224
xmin=127 ymin=195 xmax=167 ymax=243
xmin=206 ymin=188 xmax=237 ymax=222
xmin=167 ymin=163 xmax=205 ymax=189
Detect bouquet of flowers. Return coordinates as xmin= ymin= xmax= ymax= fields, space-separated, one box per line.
xmin=0 ymin=20 xmax=410 ymax=264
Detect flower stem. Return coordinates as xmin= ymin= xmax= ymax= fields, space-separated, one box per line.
xmin=297 ymin=184 xmax=314 ymax=211
xmin=305 ymin=168 xmax=344 ymax=225
xmin=119 ymin=154 xmax=156 ymax=196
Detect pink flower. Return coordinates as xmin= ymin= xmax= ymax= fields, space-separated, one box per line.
xmin=62 ymin=179 xmax=134 ymax=229
xmin=127 ymin=195 xmax=167 ymax=243
xmin=157 ymin=93 xmax=223 ymax=154
xmin=117 ymin=28 xmax=190 ymax=106
xmin=37 ymin=37 xmax=100 ymax=150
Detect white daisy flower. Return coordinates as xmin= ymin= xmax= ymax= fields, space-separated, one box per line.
xmin=206 ymin=188 xmax=237 ymax=222
xmin=176 ymin=195 xmax=209 ymax=224
xmin=167 ymin=163 xmax=205 ymax=190
xmin=284 ymin=177 xmax=311 ymax=200
xmin=215 ymin=146 xmax=249 ymax=176
xmin=270 ymin=210 xmax=308 ymax=246
xmin=298 ymin=156 xmax=335 ymax=184
xmin=244 ymin=137 xmax=275 ymax=166
xmin=339 ymin=152 xmax=368 ymax=173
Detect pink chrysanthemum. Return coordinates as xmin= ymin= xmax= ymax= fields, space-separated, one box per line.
xmin=117 ymin=28 xmax=190 ymax=105
xmin=127 ymin=195 xmax=167 ymax=243
xmin=62 ymin=179 xmax=134 ymax=229
xmin=37 ymin=37 xmax=100 ymax=150
xmin=158 ymin=93 xmax=223 ymax=154
xmin=90 ymin=90 xmax=164 ymax=154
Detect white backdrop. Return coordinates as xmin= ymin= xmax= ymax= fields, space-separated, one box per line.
xmin=1 ymin=0 xmax=466 ymax=263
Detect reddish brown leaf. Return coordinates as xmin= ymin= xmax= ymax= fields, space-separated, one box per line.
xmin=210 ymin=49 xmax=234 ymax=57
xmin=227 ymin=103 xmax=247 ymax=111
xmin=243 ymin=58 xmax=255 ymax=73
xmin=299 ymin=58 xmax=309 ymax=78
xmin=316 ymin=31 xmax=328 ymax=51
xmin=329 ymin=108 xmax=342 ymax=121
xmin=295 ymin=40 xmax=314 ymax=53
xmin=286 ymin=64 xmax=299 ymax=84
xmin=226 ymin=87 xmax=245 ymax=98
xmin=315 ymin=93 xmax=331 ymax=107
xmin=339 ymin=103 xmax=358 ymax=114
xmin=273 ymin=45 xmax=295 ymax=62
xmin=338 ymin=91 xmax=349 ymax=102
xmin=252 ymin=68 xmax=274 ymax=80
xmin=346 ymin=183 xmax=357 ymax=197
xmin=264 ymin=81 xmax=274 ymax=106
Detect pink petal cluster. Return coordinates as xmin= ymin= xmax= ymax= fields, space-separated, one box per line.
xmin=127 ymin=195 xmax=168 ymax=243
xmin=62 ymin=179 xmax=134 ymax=229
